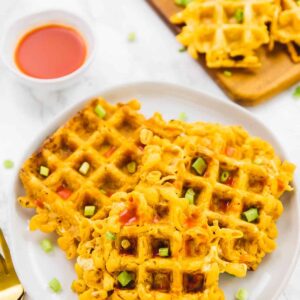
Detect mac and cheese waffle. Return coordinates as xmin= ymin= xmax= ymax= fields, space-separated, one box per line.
xmin=18 ymin=99 xmax=146 ymax=257
xmin=146 ymin=113 xmax=294 ymax=270
xmin=72 ymin=190 xmax=245 ymax=300
xmin=272 ymin=0 xmax=300 ymax=62
xmin=18 ymin=98 xmax=295 ymax=299
xmin=170 ymin=0 xmax=277 ymax=68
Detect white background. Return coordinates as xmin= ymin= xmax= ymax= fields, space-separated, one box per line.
xmin=0 ymin=0 xmax=299 ymax=299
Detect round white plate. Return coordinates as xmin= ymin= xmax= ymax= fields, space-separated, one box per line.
xmin=9 ymin=82 xmax=300 ymax=300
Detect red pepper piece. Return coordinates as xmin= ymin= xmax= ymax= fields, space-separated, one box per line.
xmin=104 ymin=146 xmax=117 ymax=158
xmin=119 ymin=207 xmax=138 ymax=225
xmin=56 ymin=185 xmax=72 ymax=199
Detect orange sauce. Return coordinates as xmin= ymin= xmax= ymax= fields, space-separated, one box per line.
xmin=15 ymin=24 xmax=87 ymax=79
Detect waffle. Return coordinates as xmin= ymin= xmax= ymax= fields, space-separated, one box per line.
xmin=145 ymin=113 xmax=295 ymax=270
xmin=72 ymin=190 xmax=244 ymax=300
xmin=18 ymin=98 xmax=295 ymax=299
xmin=273 ymin=0 xmax=300 ymax=44
xmin=170 ymin=0 xmax=277 ymax=68
xmin=272 ymin=0 xmax=300 ymax=62
xmin=19 ymin=98 xmax=147 ymax=258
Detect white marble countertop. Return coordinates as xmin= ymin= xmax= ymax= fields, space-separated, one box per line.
xmin=0 ymin=0 xmax=299 ymax=299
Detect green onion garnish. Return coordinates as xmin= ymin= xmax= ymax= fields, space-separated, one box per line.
xmin=106 ymin=231 xmax=116 ymax=241
xmin=117 ymin=271 xmax=133 ymax=287
xmin=39 ymin=165 xmax=50 ymax=177
xmin=178 ymin=112 xmax=187 ymax=121
xmin=158 ymin=247 xmax=169 ymax=257
xmin=234 ymin=9 xmax=244 ymax=23
xmin=293 ymin=86 xmax=300 ymax=98
xmin=175 ymin=0 xmax=193 ymax=7
xmin=3 ymin=160 xmax=14 ymax=169
xmin=40 ymin=239 xmax=53 ymax=253
xmin=192 ymin=157 xmax=207 ymax=175
xmin=185 ymin=188 xmax=196 ymax=204
xmin=94 ymin=104 xmax=106 ymax=118
xmin=49 ymin=278 xmax=62 ymax=293
xmin=128 ymin=32 xmax=136 ymax=42
xmin=79 ymin=161 xmax=90 ymax=175
xmin=243 ymin=208 xmax=258 ymax=222
xmin=179 ymin=46 xmax=187 ymax=52
xmin=127 ymin=161 xmax=137 ymax=174
xmin=220 ymin=171 xmax=230 ymax=183
xmin=84 ymin=205 xmax=96 ymax=217
xmin=235 ymin=288 xmax=248 ymax=300
xmin=223 ymin=70 xmax=232 ymax=77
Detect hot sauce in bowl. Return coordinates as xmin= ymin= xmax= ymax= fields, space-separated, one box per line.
xmin=15 ymin=24 xmax=87 ymax=79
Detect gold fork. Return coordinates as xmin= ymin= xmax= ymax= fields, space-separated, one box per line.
xmin=0 ymin=228 xmax=25 ymax=300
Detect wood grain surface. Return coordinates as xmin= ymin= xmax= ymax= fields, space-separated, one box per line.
xmin=147 ymin=0 xmax=300 ymax=105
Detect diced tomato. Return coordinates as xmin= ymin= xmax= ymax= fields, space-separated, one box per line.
xmin=119 ymin=206 xmax=138 ymax=225
xmin=104 ymin=146 xmax=117 ymax=158
xmin=35 ymin=199 xmax=44 ymax=208
xmin=56 ymin=185 xmax=72 ymax=199
xmin=225 ymin=147 xmax=235 ymax=157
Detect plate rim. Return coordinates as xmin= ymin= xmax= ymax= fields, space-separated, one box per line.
xmin=8 ymin=80 xmax=300 ymax=300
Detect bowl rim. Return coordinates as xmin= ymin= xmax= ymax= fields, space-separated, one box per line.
xmin=1 ymin=9 xmax=96 ymax=84
xmin=8 ymin=81 xmax=300 ymax=300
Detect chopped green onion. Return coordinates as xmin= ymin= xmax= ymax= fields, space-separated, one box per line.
xmin=223 ymin=70 xmax=232 ymax=77
xmin=40 ymin=239 xmax=53 ymax=253
xmin=179 ymin=46 xmax=187 ymax=52
xmin=234 ymin=9 xmax=244 ymax=23
xmin=235 ymin=288 xmax=248 ymax=300
xmin=175 ymin=0 xmax=193 ymax=7
xmin=84 ymin=205 xmax=96 ymax=217
xmin=121 ymin=239 xmax=131 ymax=249
xmin=79 ymin=161 xmax=90 ymax=175
xmin=178 ymin=112 xmax=187 ymax=121
xmin=106 ymin=231 xmax=116 ymax=241
xmin=40 ymin=165 xmax=50 ymax=177
xmin=3 ymin=160 xmax=14 ymax=169
xmin=94 ymin=104 xmax=106 ymax=118
xmin=158 ymin=247 xmax=169 ymax=257
xmin=192 ymin=157 xmax=207 ymax=175
xmin=127 ymin=161 xmax=137 ymax=174
xmin=220 ymin=171 xmax=230 ymax=183
xmin=128 ymin=32 xmax=136 ymax=42
xmin=185 ymin=188 xmax=196 ymax=204
xmin=117 ymin=271 xmax=133 ymax=287
xmin=243 ymin=208 xmax=258 ymax=222
xmin=293 ymin=86 xmax=300 ymax=98
xmin=49 ymin=278 xmax=62 ymax=293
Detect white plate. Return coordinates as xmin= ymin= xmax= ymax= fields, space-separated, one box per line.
xmin=9 ymin=82 xmax=300 ymax=300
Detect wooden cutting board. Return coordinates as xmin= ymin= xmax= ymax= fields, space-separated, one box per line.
xmin=147 ymin=0 xmax=300 ymax=105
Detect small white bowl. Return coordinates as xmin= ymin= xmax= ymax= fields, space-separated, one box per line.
xmin=1 ymin=10 xmax=96 ymax=91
